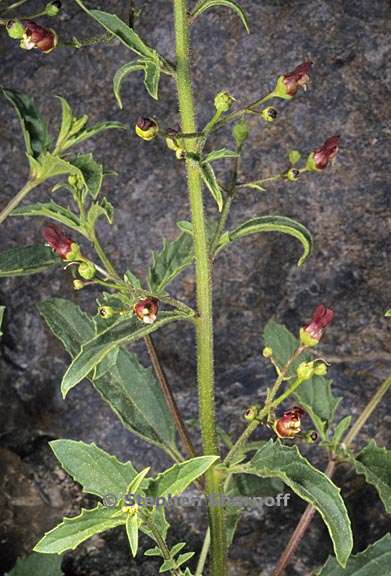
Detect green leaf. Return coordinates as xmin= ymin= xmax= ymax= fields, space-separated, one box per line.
xmin=34 ymin=505 xmax=124 ymax=554
xmin=147 ymin=456 xmax=219 ymax=497
xmin=176 ymin=552 xmax=195 ymax=568
xmin=39 ymin=299 xmax=177 ymax=450
xmin=246 ymin=440 xmax=353 ymax=567
xmin=385 ymin=309 xmax=391 ymax=317
xmin=227 ymin=215 xmax=312 ymax=266
xmin=289 ymin=150 xmax=301 ymax=165
xmin=200 ymin=163 xmax=223 ymax=212
xmin=353 ymin=440 xmax=391 ymax=513
xmin=316 ymin=533 xmax=391 ymax=575
xmin=294 ymin=375 xmax=341 ymax=440
xmin=145 ymin=546 xmax=163 ymax=557
xmin=34 ymin=152 xmax=86 ymax=182
xmin=160 ymin=559 xmax=177 ymax=573
xmin=0 ymin=245 xmax=60 ymax=277
xmin=263 ymin=319 xmax=299 ymax=371
xmin=127 ymin=466 xmax=150 ymax=494
xmin=63 ymin=121 xmax=126 ymax=151
xmin=148 ymin=233 xmax=194 ymax=293
xmin=113 ymin=60 xmax=146 ymax=109
xmin=242 ymin=182 xmax=267 ymax=192
xmin=70 ymin=153 xmax=104 ymax=199
xmin=0 ymin=306 xmax=5 ymax=337
xmin=55 ymin=96 xmax=74 ymax=149
xmin=170 ymin=542 xmax=187 ymax=557
xmin=126 ymin=514 xmax=139 ymax=557
xmin=49 ymin=440 xmax=137 ymax=498
xmin=61 ymin=311 xmax=188 ymax=397
xmin=1 ymin=87 xmax=50 ymax=159
xmin=12 ymin=201 xmax=81 ymax=234
xmin=87 ymin=198 xmax=114 ymax=228
xmin=202 ymin=148 xmax=238 ymax=164
xmin=191 ymin=0 xmax=250 ymax=33
xmin=9 ymin=552 xmax=63 ymax=576
xmin=331 ymin=416 xmax=352 ymax=448
xmin=144 ymin=55 xmax=161 ymax=100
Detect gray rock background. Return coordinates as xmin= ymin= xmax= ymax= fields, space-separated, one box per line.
xmin=0 ymin=0 xmax=390 ymax=574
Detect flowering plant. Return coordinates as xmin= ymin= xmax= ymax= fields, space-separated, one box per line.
xmin=1 ymin=1 xmax=390 ymax=575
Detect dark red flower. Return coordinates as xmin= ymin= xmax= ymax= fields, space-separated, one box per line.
xmin=134 ymin=298 xmax=159 ymax=324
xmin=313 ymin=135 xmax=340 ymax=170
xmin=302 ymin=304 xmax=334 ymax=344
xmin=22 ymin=21 xmax=57 ymax=53
xmin=274 ymin=406 xmax=305 ymax=438
xmin=42 ymin=224 xmax=74 ymax=260
xmin=283 ymin=61 xmax=313 ymax=96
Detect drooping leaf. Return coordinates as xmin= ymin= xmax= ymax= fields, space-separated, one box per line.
xmin=87 ymin=198 xmax=114 ymax=228
xmin=38 ymin=299 xmax=177 ymax=451
xmin=113 ymin=60 xmax=146 ymax=109
xmin=143 ymin=55 xmax=161 ymax=100
xmin=70 ymin=153 xmax=104 ymax=199
xmin=34 ymin=505 xmax=124 ymax=554
xmin=353 ymin=440 xmax=391 ymax=513
xmin=0 ymin=245 xmax=60 ymax=277
xmin=8 ymin=552 xmax=63 ymax=576
xmin=227 ymin=215 xmax=312 ymax=266
xmin=316 ymin=533 xmax=391 ymax=576
xmin=12 ymin=201 xmax=82 ymax=234
xmin=50 ymin=440 xmax=137 ymax=498
xmin=147 ymin=456 xmax=219 ymax=497
xmin=202 ymin=148 xmax=238 ymax=164
xmin=1 ymin=87 xmax=50 ymax=159
xmin=61 ymin=311 xmax=188 ymax=397
xmin=191 ymin=0 xmax=250 ymax=33
xmin=200 ymin=163 xmax=223 ymax=212
xmin=246 ymin=440 xmax=353 ymax=567
xmin=148 ymin=233 xmax=194 ymax=293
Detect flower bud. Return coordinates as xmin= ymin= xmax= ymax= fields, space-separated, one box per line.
xmin=6 ymin=19 xmax=26 ymax=40
xmin=46 ymin=1 xmax=62 ymax=16
xmin=135 ymin=117 xmax=159 ymax=141
xmin=286 ymin=168 xmax=300 ymax=181
xmin=42 ymin=224 xmax=79 ymax=260
xmin=313 ymin=362 xmax=328 ymax=376
xmin=244 ymin=405 xmax=259 ymax=421
xmin=260 ymin=106 xmax=278 ymax=122
xmin=20 ymin=21 xmax=58 ymax=53
xmin=306 ymin=135 xmax=340 ymax=171
xmin=274 ymin=406 xmax=305 ymax=438
xmin=134 ymin=298 xmax=159 ymax=324
xmin=78 ymin=261 xmax=96 ymax=280
xmin=274 ymin=61 xmax=313 ymax=99
xmin=262 ymin=346 xmax=273 ymax=358
xmin=73 ymin=279 xmax=85 ymax=290
xmin=98 ymin=306 xmax=115 ymax=319
xmin=214 ymin=90 xmax=236 ymax=113
xmin=296 ymin=361 xmax=315 ymax=383
xmin=304 ymin=430 xmax=318 ymax=444
xmin=300 ymin=304 xmax=334 ymax=347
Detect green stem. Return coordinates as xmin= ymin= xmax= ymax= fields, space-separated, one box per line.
xmin=141 ymin=513 xmax=183 ymax=576
xmin=210 ymin=155 xmax=240 ymax=256
xmin=195 ymin=528 xmax=211 ymax=576
xmin=0 ymin=179 xmax=40 ymax=225
xmin=90 ymin=231 xmax=118 ymax=279
xmin=211 ymin=92 xmax=275 ymax=134
xmin=173 ymin=1 xmax=226 ymax=574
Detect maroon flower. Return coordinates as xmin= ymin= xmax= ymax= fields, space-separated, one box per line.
xmin=301 ymin=304 xmax=334 ymax=346
xmin=134 ymin=298 xmax=159 ymax=324
xmin=274 ymin=406 xmax=305 ymax=438
xmin=42 ymin=224 xmax=75 ymax=260
xmin=21 ymin=21 xmax=57 ymax=53
xmin=313 ymin=135 xmax=340 ymax=170
xmin=283 ymin=61 xmax=313 ymax=96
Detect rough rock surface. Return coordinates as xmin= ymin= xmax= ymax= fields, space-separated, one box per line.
xmin=0 ymin=0 xmax=390 ymax=574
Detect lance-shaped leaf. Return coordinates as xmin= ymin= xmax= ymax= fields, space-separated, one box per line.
xmin=62 ymin=121 xmax=126 ymax=152
xmin=200 ymin=163 xmax=223 ymax=212
xmin=114 ymin=60 xmax=146 ymax=108
xmin=12 ymin=201 xmax=82 ymax=234
xmin=148 ymin=233 xmax=194 ymax=294
xmin=8 ymin=552 xmax=63 ymax=576
xmin=126 ymin=514 xmax=139 ymax=557
xmin=70 ymin=153 xmax=104 ymax=199
xmin=50 ymin=440 xmax=137 ymax=498
xmin=143 ymin=55 xmax=161 ymax=100
xmin=38 ymin=299 xmax=177 ymax=451
xmin=61 ymin=311 xmax=188 ymax=397
xmin=34 ymin=505 xmax=125 ymax=554
xmin=316 ymin=533 xmax=391 ymax=575
xmin=226 ymin=215 xmax=312 ymax=266
xmin=1 ymin=87 xmax=50 ymax=159
xmin=353 ymin=441 xmax=391 ymax=513
xmin=246 ymin=440 xmax=353 ymax=567
xmin=147 ymin=456 xmax=219 ymax=497
xmin=191 ymin=0 xmax=250 ymax=33
xmin=0 ymin=245 xmax=60 ymax=277
xmin=202 ymin=148 xmax=238 ymax=164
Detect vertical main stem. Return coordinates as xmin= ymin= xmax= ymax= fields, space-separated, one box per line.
xmin=173 ymin=1 xmax=227 ymax=574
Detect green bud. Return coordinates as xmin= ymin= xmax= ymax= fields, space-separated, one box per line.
xmin=73 ymin=279 xmax=85 ymax=290
xmin=98 ymin=306 xmax=115 ymax=319
xmin=304 ymin=430 xmax=318 ymax=444
xmin=78 ymin=261 xmax=96 ymax=280
xmin=296 ymin=361 xmax=314 ymax=382
xmin=46 ymin=1 xmax=61 ymax=16
xmin=68 ymin=174 xmax=78 ymax=187
xmin=313 ymin=362 xmax=328 ymax=376
xmin=286 ymin=168 xmax=300 ymax=182
xmin=244 ymin=405 xmax=259 ymax=422
xmin=262 ymin=346 xmax=273 ymax=358
xmin=232 ymin=120 xmax=249 ymax=149
xmin=214 ymin=90 xmax=236 ymax=113
xmin=260 ymin=106 xmax=278 ymax=122
xmin=6 ymin=19 xmax=25 ymax=40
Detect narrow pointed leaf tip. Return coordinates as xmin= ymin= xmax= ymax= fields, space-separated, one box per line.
xmin=191 ymin=0 xmax=250 ymax=33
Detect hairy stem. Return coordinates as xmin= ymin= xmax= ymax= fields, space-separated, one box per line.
xmin=0 ymin=179 xmax=40 ymax=225
xmin=173 ymin=1 xmax=226 ymax=574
